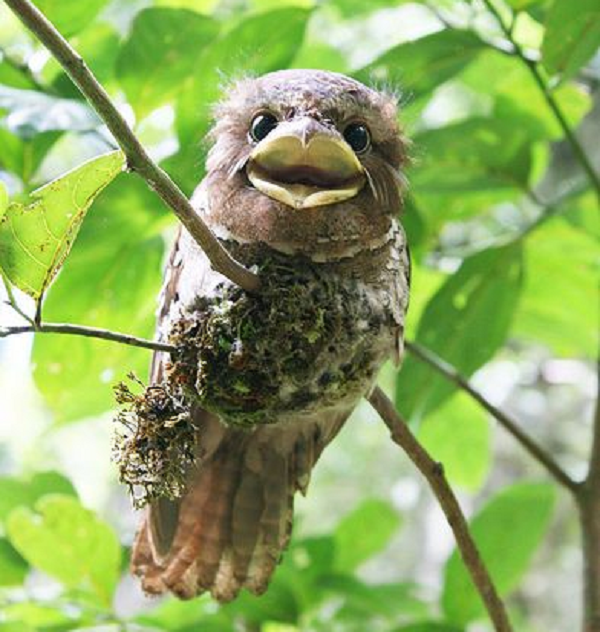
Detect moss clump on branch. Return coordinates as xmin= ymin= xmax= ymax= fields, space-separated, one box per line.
xmin=166 ymin=251 xmax=382 ymax=427
xmin=112 ymin=373 xmax=195 ymax=508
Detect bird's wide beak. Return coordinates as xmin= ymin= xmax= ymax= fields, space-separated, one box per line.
xmin=247 ymin=119 xmax=366 ymax=209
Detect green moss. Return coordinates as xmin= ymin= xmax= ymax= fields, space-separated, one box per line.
xmin=164 ymin=248 xmax=384 ymax=428
xmin=112 ymin=373 xmax=195 ymax=508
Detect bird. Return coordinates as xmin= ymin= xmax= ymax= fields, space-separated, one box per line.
xmin=130 ymin=69 xmax=411 ymax=602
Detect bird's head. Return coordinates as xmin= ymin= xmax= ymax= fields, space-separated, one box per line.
xmin=201 ymin=69 xmax=408 ymax=260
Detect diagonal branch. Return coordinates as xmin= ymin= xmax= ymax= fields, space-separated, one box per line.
xmin=405 ymin=340 xmax=580 ymax=495
xmin=2 ymin=0 xmax=260 ymax=294
xmin=368 ymin=386 xmax=514 ymax=632
xmin=481 ymin=0 xmax=600 ymax=204
xmin=0 ymin=322 xmax=175 ymax=353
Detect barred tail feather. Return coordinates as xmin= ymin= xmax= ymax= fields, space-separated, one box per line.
xmin=131 ymin=411 xmax=347 ymax=601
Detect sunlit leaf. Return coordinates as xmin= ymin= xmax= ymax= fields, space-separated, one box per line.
xmin=7 ymin=495 xmax=121 ymax=606
xmin=330 ymin=0 xmax=415 ymax=17
xmin=511 ymin=217 xmax=599 ymax=356
xmin=334 ymin=499 xmax=401 ymax=572
xmin=396 ymin=244 xmax=523 ymax=422
xmin=0 ymin=471 xmax=77 ymax=524
xmin=542 ymin=0 xmax=600 ymax=81
xmin=0 ymin=538 xmax=28 ymax=586
xmin=419 ymin=392 xmax=490 ymax=491
xmin=396 ymin=623 xmax=462 ymax=632
xmin=46 ymin=24 xmax=121 ymax=99
xmin=0 ymin=87 xmax=99 ymax=137
xmin=461 ymin=49 xmax=591 ymax=138
xmin=0 ymin=128 xmax=61 ymax=186
xmin=33 ymin=0 xmax=110 ymax=37
xmin=1 ymin=603 xmax=78 ymax=631
xmin=0 ymin=181 xmax=7 ymax=217
xmin=413 ymin=117 xmax=536 ymax=194
xmin=354 ymin=30 xmax=486 ymax=100
xmin=116 ymin=8 xmax=220 ymax=118
xmin=0 ymin=150 xmax=125 ymax=300
xmin=442 ymin=483 xmax=555 ymax=624
xmin=32 ymin=175 xmax=166 ymax=422
xmin=0 ymin=60 xmax=36 ymax=89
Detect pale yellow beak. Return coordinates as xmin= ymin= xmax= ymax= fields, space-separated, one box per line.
xmin=247 ymin=120 xmax=366 ymax=210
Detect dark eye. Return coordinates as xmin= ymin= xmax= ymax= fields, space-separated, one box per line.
xmin=343 ymin=122 xmax=371 ymax=154
xmin=249 ymin=112 xmax=278 ymax=142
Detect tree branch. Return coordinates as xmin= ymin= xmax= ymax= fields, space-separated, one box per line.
xmin=0 ymin=322 xmax=175 ymax=353
xmin=368 ymin=386 xmax=514 ymax=632
xmin=405 ymin=340 xmax=580 ymax=495
xmin=481 ymin=0 xmax=600 ymax=204
xmin=2 ymin=0 xmax=260 ymax=294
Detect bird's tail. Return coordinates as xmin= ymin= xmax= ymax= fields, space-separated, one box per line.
xmin=130 ymin=411 xmax=347 ymax=601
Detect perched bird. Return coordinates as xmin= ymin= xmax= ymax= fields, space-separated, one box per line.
xmin=130 ymin=69 xmax=410 ymax=601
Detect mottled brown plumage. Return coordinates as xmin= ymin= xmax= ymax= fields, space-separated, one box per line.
xmin=130 ymin=69 xmax=410 ymax=601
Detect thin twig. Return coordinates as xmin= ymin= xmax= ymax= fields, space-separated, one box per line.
xmin=405 ymin=340 xmax=580 ymax=495
xmin=1 ymin=274 xmax=34 ymax=324
xmin=0 ymin=322 xmax=175 ymax=353
xmin=2 ymin=0 xmax=260 ymax=294
xmin=481 ymin=0 xmax=600 ymax=204
xmin=368 ymin=386 xmax=514 ymax=632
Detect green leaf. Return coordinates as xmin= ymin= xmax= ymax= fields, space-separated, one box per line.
xmin=542 ymin=0 xmax=600 ymax=81
xmin=329 ymin=0 xmax=415 ymax=17
xmin=315 ymin=576 xmax=427 ymax=623
xmin=0 ymin=150 xmax=125 ymax=300
xmin=334 ymin=499 xmax=401 ymax=572
xmin=33 ymin=0 xmax=110 ymax=37
xmin=32 ymin=175 xmax=165 ymax=422
xmin=48 ymin=24 xmax=121 ymax=99
xmin=0 ymin=60 xmax=36 ymax=89
xmin=396 ymin=624 xmax=462 ymax=632
xmin=1 ymin=603 xmax=78 ymax=631
xmin=511 ymin=217 xmax=599 ymax=356
xmin=0 ymin=180 xmax=7 ymax=218
xmin=396 ymin=244 xmax=523 ymax=422
xmin=116 ymin=8 xmax=220 ymax=118
xmin=0 ymin=538 xmax=28 ymax=586
xmin=171 ymin=7 xmax=310 ymax=193
xmin=0 ymin=128 xmax=61 ymax=186
xmin=412 ymin=116 xmax=536 ymax=196
xmin=6 ymin=495 xmax=121 ymax=606
xmin=0 ymin=471 xmax=77 ymax=524
xmin=419 ymin=392 xmax=490 ymax=491
xmin=0 ymin=87 xmax=98 ymax=137
xmin=442 ymin=483 xmax=555 ymax=625
xmin=461 ymin=50 xmax=591 ymax=139
xmin=354 ymin=30 xmax=487 ymax=100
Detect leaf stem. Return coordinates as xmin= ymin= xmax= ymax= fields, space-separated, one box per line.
xmin=368 ymin=386 xmax=514 ymax=632
xmin=481 ymin=0 xmax=600 ymax=204
xmin=0 ymin=322 xmax=175 ymax=353
xmin=2 ymin=0 xmax=260 ymax=294
xmin=405 ymin=340 xmax=580 ymax=495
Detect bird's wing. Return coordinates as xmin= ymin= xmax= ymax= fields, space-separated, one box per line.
xmin=131 ymin=225 xmax=350 ymax=602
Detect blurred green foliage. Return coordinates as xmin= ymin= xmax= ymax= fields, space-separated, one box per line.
xmin=0 ymin=0 xmax=598 ymax=630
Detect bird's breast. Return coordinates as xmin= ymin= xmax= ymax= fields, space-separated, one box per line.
xmin=163 ymin=223 xmax=408 ymax=428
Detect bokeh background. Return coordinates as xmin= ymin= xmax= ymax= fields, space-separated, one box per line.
xmin=0 ymin=0 xmax=598 ymax=631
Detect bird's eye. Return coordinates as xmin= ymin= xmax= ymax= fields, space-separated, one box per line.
xmin=249 ymin=112 xmax=278 ymax=142
xmin=343 ymin=122 xmax=371 ymax=154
